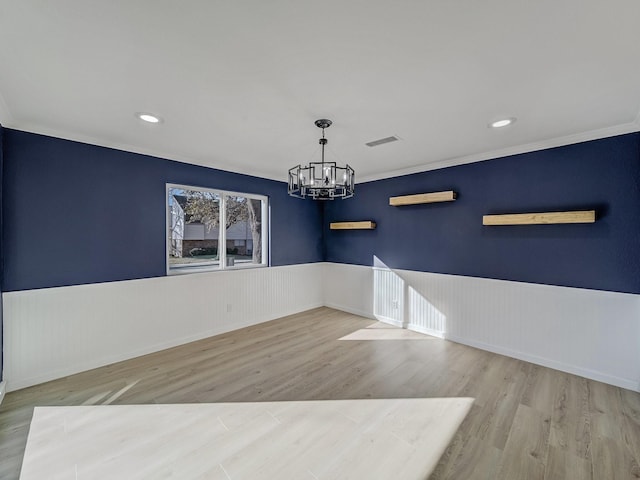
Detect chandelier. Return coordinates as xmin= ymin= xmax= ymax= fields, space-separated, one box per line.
xmin=288 ymin=119 xmax=355 ymax=200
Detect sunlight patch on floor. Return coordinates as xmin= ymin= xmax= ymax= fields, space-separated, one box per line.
xmin=339 ymin=323 xmax=438 ymax=341
xmin=21 ymin=398 xmax=474 ymax=479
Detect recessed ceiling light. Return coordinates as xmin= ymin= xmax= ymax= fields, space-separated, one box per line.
xmin=489 ymin=117 xmax=516 ymax=128
xmin=136 ymin=112 xmax=162 ymax=124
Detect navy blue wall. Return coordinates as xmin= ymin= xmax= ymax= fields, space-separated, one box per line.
xmin=4 ymin=129 xmax=640 ymax=295
xmin=0 ymin=124 xmax=4 ymax=381
xmin=2 ymin=129 xmax=323 ymax=291
xmin=325 ymin=133 xmax=640 ymax=294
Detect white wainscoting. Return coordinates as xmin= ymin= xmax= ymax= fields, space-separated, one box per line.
xmin=2 ymin=264 xmax=324 ymax=392
xmin=4 ymin=262 xmax=640 ymax=393
xmin=323 ymin=262 xmax=640 ymax=392
xmin=372 ymin=267 xmax=404 ymax=327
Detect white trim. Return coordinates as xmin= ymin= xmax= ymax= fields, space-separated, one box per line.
xmin=325 ymin=300 xmax=409 ymax=329
xmin=4 ymin=262 xmax=639 ymax=393
xmin=3 ymin=263 xmax=325 ymax=392
xmin=262 ymin=199 xmax=270 ymax=267
xmin=6 ymin=328 xmax=227 ymax=392
xmin=219 ymin=191 xmax=227 ymax=270
xmin=323 ymin=302 xmax=374 ymax=321
xmin=0 ymin=381 xmax=6 ymax=406
xmin=166 ymin=182 xmax=269 ymax=200
xmin=357 ymin=121 xmax=640 ymax=183
xmin=0 ymin=122 xmax=287 ymax=182
xmin=164 ymin=263 xmax=269 ymax=276
xmin=376 ymin=317 xmax=404 ymax=328
xmin=5 ymin=115 xmax=640 ymax=186
xmin=323 ymin=262 xmax=640 ymax=393
xmin=166 ymin=183 xmax=269 ymax=275
xmin=445 ymin=333 xmax=639 ymax=393
xmin=406 ymin=324 xmax=446 ymax=339
xmin=6 ymin=304 xmax=326 ymax=393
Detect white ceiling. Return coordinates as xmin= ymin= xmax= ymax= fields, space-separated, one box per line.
xmin=1 ymin=0 xmax=639 ymax=183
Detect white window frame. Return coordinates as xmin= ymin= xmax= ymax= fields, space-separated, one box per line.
xmin=166 ymin=183 xmax=269 ymax=275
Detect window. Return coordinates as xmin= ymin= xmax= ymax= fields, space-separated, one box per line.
xmin=167 ymin=184 xmax=268 ymax=274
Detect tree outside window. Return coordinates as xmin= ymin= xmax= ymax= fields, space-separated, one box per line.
xmin=167 ymin=184 xmax=268 ymax=273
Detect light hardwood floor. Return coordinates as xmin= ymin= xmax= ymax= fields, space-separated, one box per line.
xmin=1 ymin=307 xmax=639 ymax=479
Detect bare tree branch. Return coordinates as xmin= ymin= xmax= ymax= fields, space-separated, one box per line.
xmin=183 ymin=192 xmax=262 ymax=262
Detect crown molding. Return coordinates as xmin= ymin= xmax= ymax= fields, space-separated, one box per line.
xmin=2 ymin=122 xmax=287 ymax=183
xmin=357 ymin=121 xmax=640 ymax=184
xmin=5 ymin=114 xmax=640 ymax=186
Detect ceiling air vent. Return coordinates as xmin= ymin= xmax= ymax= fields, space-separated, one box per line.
xmin=365 ymin=135 xmax=400 ymax=147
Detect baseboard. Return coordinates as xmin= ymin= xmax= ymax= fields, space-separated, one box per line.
xmin=0 ymin=381 xmax=6 ymax=406
xmin=324 ymin=303 xmax=404 ymax=329
xmin=324 ymin=301 xmax=639 ymax=392
xmin=324 ymin=302 xmax=375 ymax=321
xmin=406 ymin=324 xmax=446 ymax=339
xmin=6 ymin=329 xmax=234 ymax=392
xmin=379 ymin=318 xmax=404 ymax=328
xmin=445 ymin=334 xmax=640 ymax=393
xmin=324 ymin=263 xmax=640 ymax=393
xmin=6 ymin=302 xmax=324 ymax=392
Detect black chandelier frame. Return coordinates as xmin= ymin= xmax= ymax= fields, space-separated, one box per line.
xmin=288 ymin=119 xmax=355 ymax=200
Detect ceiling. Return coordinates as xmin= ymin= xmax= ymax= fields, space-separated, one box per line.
xmin=1 ymin=1 xmax=639 ymax=183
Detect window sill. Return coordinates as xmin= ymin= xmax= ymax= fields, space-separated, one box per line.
xmin=167 ymin=263 xmax=269 ymax=276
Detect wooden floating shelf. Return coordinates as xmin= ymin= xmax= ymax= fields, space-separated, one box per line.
xmin=330 ymin=221 xmax=376 ymax=230
xmin=389 ymin=190 xmax=456 ymax=206
xmin=483 ymin=210 xmax=596 ymax=226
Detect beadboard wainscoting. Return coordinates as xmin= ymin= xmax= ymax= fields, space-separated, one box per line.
xmin=4 ymin=262 xmax=640 ymax=393
xmin=323 ymin=262 xmax=640 ymax=392
xmin=2 ymin=264 xmax=324 ymax=392
xmin=372 ymin=267 xmax=405 ymax=327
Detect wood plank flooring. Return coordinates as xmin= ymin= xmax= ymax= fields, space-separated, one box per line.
xmin=19 ymin=399 xmax=474 ymax=479
xmin=1 ymin=307 xmax=639 ymax=479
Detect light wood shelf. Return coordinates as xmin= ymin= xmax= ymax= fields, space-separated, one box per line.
xmin=389 ymin=190 xmax=456 ymax=206
xmin=483 ymin=210 xmax=596 ymax=226
xmin=330 ymin=221 xmax=376 ymax=230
